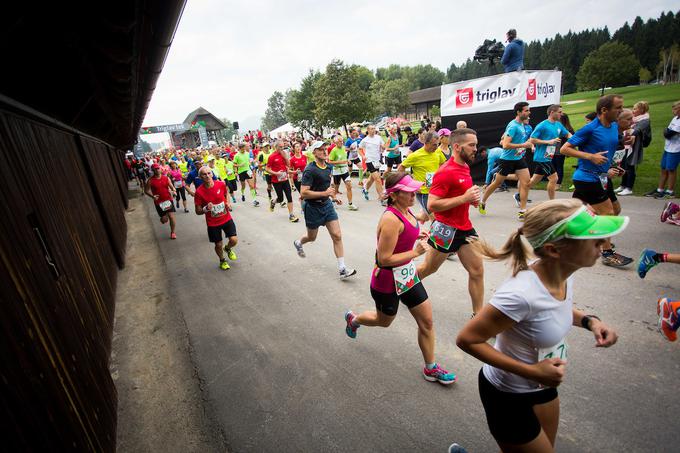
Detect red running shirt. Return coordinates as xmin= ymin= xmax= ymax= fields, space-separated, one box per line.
xmin=289 ymin=154 xmax=307 ymax=180
xmin=267 ymin=152 xmax=289 ymax=183
xmin=428 ymin=160 xmax=473 ymax=230
xmin=148 ymin=176 xmax=173 ymax=205
xmin=194 ymin=180 xmax=232 ymax=227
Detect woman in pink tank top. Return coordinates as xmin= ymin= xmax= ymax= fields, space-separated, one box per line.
xmin=344 ymin=172 xmax=458 ymax=385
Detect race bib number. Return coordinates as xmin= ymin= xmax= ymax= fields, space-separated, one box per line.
xmin=612 ymin=149 xmax=626 ymax=166
xmin=515 ymin=148 xmax=526 ymax=158
xmin=538 ymin=338 xmax=568 ymax=361
xmin=173 ymin=180 xmax=183 ymax=188
xmin=429 ymin=220 xmax=456 ymax=251
xmin=247 ymin=170 xmax=253 ymax=178
xmin=211 ymin=202 xmax=226 ymax=217
xmin=425 ymin=172 xmax=434 ymax=188
xmin=392 ymin=261 xmax=420 ymax=295
xmin=159 ymin=200 xmax=172 ymax=211
xmin=598 ymin=173 xmax=608 ymax=190
xmin=545 ymin=145 xmax=556 ymax=159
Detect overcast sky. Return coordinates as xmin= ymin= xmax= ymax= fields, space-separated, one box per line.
xmin=142 ymin=0 xmax=677 ymax=139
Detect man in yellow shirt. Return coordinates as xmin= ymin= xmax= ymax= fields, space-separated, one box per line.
xmin=398 ymin=130 xmax=445 ymax=222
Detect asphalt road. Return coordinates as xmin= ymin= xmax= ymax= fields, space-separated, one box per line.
xmin=145 ymin=181 xmax=680 ymax=453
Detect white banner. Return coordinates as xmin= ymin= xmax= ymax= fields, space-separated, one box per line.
xmin=441 ymin=70 xmax=562 ymax=116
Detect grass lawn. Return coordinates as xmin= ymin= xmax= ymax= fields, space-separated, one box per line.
xmin=560 ymin=84 xmax=680 ymax=195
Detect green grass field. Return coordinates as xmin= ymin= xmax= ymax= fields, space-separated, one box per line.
xmin=561 ymin=84 xmax=680 ymax=194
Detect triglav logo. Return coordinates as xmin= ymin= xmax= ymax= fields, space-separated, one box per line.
xmin=526 ymin=79 xmax=537 ymax=100
xmin=456 ymin=88 xmax=474 ymax=108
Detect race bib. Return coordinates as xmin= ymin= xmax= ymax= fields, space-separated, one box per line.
xmin=598 ymin=173 xmax=608 ymax=190
xmin=159 ymin=200 xmax=172 ymax=211
xmin=173 ymin=180 xmax=183 ymax=188
xmin=429 ymin=220 xmax=456 ymax=251
xmin=392 ymin=261 xmax=420 ymax=295
xmin=425 ymin=172 xmax=434 ymax=188
xmin=211 ymin=202 xmax=226 ymax=217
xmin=538 ymin=338 xmax=568 ymax=361
xmin=545 ymin=145 xmax=556 ymax=159
xmin=612 ymin=149 xmax=626 ymax=166
xmin=246 ymin=170 xmax=253 ymax=177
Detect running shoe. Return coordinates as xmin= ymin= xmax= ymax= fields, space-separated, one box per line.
xmin=170 ymin=232 xmax=176 ymax=240
xmin=667 ymin=217 xmax=680 ymax=226
xmin=253 ymin=200 xmax=260 ymax=207
xmin=513 ymin=193 xmax=521 ymax=208
xmin=644 ymin=188 xmax=661 ymax=197
xmin=339 ymin=267 xmax=357 ymax=279
xmin=219 ymin=259 xmax=230 ymax=270
xmin=289 ymin=214 xmax=299 ymax=223
xmin=497 ymin=185 xmax=509 ymax=192
xmin=614 ymin=186 xmax=624 ymax=193
xmin=618 ymin=188 xmax=633 ymax=196
xmin=657 ymin=298 xmax=678 ymax=342
xmin=184 ymin=208 xmax=189 ymax=213
xmin=478 ymin=202 xmax=486 ymax=215
xmin=344 ymin=310 xmax=359 ymax=339
xmin=637 ymin=249 xmax=659 ymax=278
xmin=602 ymin=252 xmax=633 ymax=267
xmin=518 ymin=210 xmax=525 ymax=221
xmin=231 ymin=196 xmax=236 ymax=203
xmin=269 ymin=198 xmax=276 ymax=212
xmin=225 ymin=247 xmax=238 ymax=261
xmin=448 ymin=443 xmax=468 ymax=453
xmin=362 ymin=188 xmax=369 ymax=200
xmin=241 ymin=194 xmax=246 ymax=202
xmin=293 ymin=239 xmax=306 ymax=258
xmin=281 ymin=201 xmax=287 ymax=208
xmin=176 ymin=201 xmax=180 ymax=208
xmin=568 ymin=184 xmax=575 ymax=191
xmin=348 ymin=204 xmax=358 ymax=211
xmin=423 ymin=364 xmax=457 ymax=385
xmin=661 ymin=201 xmax=680 ymax=223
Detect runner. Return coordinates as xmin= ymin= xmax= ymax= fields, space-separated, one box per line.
xmin=185 ymin=159 xmax=216 ymax=196
xmin=359 ymin=125 xmax=385 ymax=204
xmin=344 ymin=171 xmax=457 ymax=385
xmin=416 ymin=128 xmax=484 ymax=316
xmin=328 ymin=135 xmax=358 ymax=211
xmin=527 ymin=104 xmax=572 ymax=200
xmin=457 ymin=198 xmax=624 ymax=453
xmin=293 ymin=141 xmax=356 ymax=279
xmin=144 ymin=163 xmax=177 ymax=239
xmin=289 ymin=142 xmax=308 ymax=194
xmin=384 ymin=124 xmax=401 ymax=177
xmin=168 ymin=161 xmax=189 ymax=212
xmin=232 ymin=143 xmax=260 ymax=207
xmin=437 ymin=128 xmax=453 ymax=160
xmin=397 ymin=130 xmax=446 ymax=223
xmin=345 ymin=129 xmax=364 ymax=187
xmin=560 ymin=94 xmax=634 ymax=267
xmin=265 ymin=141 xmax=299 ymax=222
xmin=479 ymin=102 xmax=534 ymax=220
xmin=193 ymin=166 xmax=238 ymax=271
xmin=258 ymin=142 xmax=274 ymax=201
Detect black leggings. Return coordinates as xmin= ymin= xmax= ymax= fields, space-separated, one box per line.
xmin=175 ymin=186 xmax=186 ymax=202
xmin=273 ymin=181 xmax=293 ymax=203
xmin=293 ymin=180 xmax=301 ymax=193
xmin=621 ymin=162 xmax=637 ymax=189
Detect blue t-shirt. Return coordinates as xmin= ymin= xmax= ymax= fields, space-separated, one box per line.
xmin=501 ymin=120 xmax=531 ymax=161
xmin=485 ymin=147 xmax=504 ymax=184
xmin=567 ymin=118 xmax=619 ymax=183
xmin=185 ymin=168 xmax=217 ymax=188
xmin=530 ymin=120 xmax=569 ymax=162
xmin=345 ymin=137 xmax=362 ymax=159
xmin=409 ymin=139 xmax=424 ymax=152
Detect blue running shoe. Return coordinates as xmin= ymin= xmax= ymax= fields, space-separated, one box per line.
xmin=362 ymin=188 xmax=369 ymax=201
xmin=448 ymin=443 xmax=469 ymax=453
xmin=513 ymin=192 xmax=521 ymax=208
xmin=345 ymin=310 xmax=358 ymax=339
xmin=637 ymin=248 xmax=659 ymax=279
xmin=423 ymin=363 xmax=457 ymax=385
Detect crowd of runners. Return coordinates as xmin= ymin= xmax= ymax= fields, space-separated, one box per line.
xmin=128 ymin=94 xmax=680 ymax=453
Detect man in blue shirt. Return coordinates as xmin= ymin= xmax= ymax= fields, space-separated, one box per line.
xmin=528 ymin=104 xmax=572 ymax=200
xmin=185 ymin=159 xmax=217 ymax=196
xmin=561 ymin=94 xmax=632 ymax=267
xmin=479 ymin=102 xmax=534 ymax=220
xmin=501 ymin=29 xmax=524 ymax=72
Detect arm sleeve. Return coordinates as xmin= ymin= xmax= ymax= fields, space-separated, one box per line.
xmin=489 ymin=281 xmax=530 ymax=322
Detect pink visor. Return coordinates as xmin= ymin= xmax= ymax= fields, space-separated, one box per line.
xmin=385 ymin=174 xmax=423 ymax=194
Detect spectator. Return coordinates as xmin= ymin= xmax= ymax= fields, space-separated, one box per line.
xmin=553 ymin=112 xmax=575 ymax=188
xmin=617 ymin=101 xmax=651 ymax=196
xmin=500 ymin=29 xmax=524 ymax=72
xmin=456 ymin=121 xmax=468 ymax=129
xmin=646 ymin=100 xmax=680 ymax=198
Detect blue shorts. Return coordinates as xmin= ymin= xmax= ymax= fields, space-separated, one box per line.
xmin=661 ymin=151 xmax=680 ymax=171
xmin=303 ymin=200 xmax=338 ymax=229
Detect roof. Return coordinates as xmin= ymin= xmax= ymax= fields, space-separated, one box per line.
xmin=183 ymin=107 xmax=227 ymax=130
xmin=408 ymin=86 xmax=442 ymax=105
xmin=0 ymin=0 xmax=187 ymax=149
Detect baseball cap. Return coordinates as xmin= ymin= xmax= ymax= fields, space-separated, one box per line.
xmin=207 ymin=155 xmax=215 ymax=161
xmin=263 ymin=142 xmax=270 ymax=147
xmin=151 ymin=163 xmax=160 ymax=170
xmin=385 ymin=174 xmax=423 ymax=194
xmin=308 ymin=141 xmax=326 ymax=151
xmin=526 ymin=206 xmax=629 ymax=249
xmin=437 ymin=128 xmax=451 ymax=137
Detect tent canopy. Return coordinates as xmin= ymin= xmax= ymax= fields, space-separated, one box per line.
xmin=269 ymin=122 xmax=298 ymax=139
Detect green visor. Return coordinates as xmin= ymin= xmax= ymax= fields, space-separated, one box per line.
xmin=526 ymin=206 xmax=629 ymax=249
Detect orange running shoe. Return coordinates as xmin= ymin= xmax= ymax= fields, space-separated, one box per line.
xmin=657 ymin=298 xmax=680 ymax=342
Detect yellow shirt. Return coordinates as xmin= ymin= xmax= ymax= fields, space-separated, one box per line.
xmin=400 ymin=148 xmax=446 ymax=194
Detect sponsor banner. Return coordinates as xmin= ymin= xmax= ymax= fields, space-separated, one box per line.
xmin=140 ymin=123 xmax=188 ymax=134
xmin=441 ymin=70 xmax=561 ymax=116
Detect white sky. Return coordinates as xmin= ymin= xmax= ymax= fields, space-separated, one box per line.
xmin=142 ymin=0 xmax=677 ymax=140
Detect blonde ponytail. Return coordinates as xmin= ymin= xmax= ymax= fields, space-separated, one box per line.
xmin=472 ymin=229 xmax=532 ymax=276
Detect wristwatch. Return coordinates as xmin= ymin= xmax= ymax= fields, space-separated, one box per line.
xmin=581 ymin=315 xmax=601 ymax=331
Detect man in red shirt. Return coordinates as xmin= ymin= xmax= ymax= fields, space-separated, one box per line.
xmin=145 ymin=163 xmax=178 ymax=239
xmin=266 ymin=142 xmax=299 ymax=223
xmin=417 ymin=128 xmax=485 ymax=316
xmin=194 ymin=165 xmax=238 ymax=270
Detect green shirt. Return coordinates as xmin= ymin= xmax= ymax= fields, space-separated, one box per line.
xmin=328 ymin=146 xmax=349 ymax=175
xmin=224 ymin=160 xmax=237 ymax=181
xmin=258 ymin=151 xmax=272 ymax=174
xmin=400 ymin=148 xmax=446 ymax=194
xmin=233 ymin=152 xmax=251 ymax=174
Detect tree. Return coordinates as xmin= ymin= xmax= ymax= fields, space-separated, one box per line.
xmin=285 ymin=70 xmax=322 ymax=136
xmin=430 ymin=105 xmax=441 ymax=119
xmin=639 ymin=67 xmax=652 ymax=84
xmin=352 ymin=64 xmax=375 ymax=91
xmin=407 ymin=64 xmax=446 ymax=90
xmin=219 ymin=118 xmax=237 ymax=142
xmin=140 ymin=139 xmax=152 ymax=153
xmin=576 ymin=42 xmax=640 ymax=91
xmin=370 ymin=79 xmax=410 ymax=117
xmin=313 ymin=60 xmax=373 ymax=134
xmin=261 ymin=91 xmax=287 ymax=132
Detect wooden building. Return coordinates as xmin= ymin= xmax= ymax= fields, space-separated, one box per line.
xmin=406 ymin=86 xmax=441 ymax=122
xmin=170 ymin=107 xmax=227 ymax=148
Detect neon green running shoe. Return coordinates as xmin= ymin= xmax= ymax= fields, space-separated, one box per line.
xmin=219 ymin=259 xmax=230 ymax=270
xmin=478 ymin=202 xmax=486 ymax=215
xmin=225 ymin=247 xmax=238 ymax=261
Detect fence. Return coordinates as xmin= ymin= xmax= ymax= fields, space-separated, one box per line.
xmin=0 ymin=97 xmax=127 ymax=452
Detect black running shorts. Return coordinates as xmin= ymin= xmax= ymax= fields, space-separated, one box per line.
xmin=497 ymin=158 xmax=528 ymax=176
xmin=370 ymin=282 xmax=428 ymax=316
xmin=572 ymin=179 xmax=616 ymax=205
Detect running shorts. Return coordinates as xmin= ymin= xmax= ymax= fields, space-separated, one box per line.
xmin=302 ymin=200 xmax=338 ymax=229
xmin=370 ymin=282 xmax=428 ymax=316
xmin=661 ymin=151 xmax=680 ymax=171
xmin=572 ymin=178 xmax=616 ymax=205
xmin=333 ymin=173 xmax=350 ymax=185
xmin=479 ymin=369 xmax=558 ymax=445
xmin=427 ymin=227 xmax=478 ymax=254
xmin=532 ymin=161 xmax=556 ymax=176
xmin=385 ymin=155 xmax=402 ymax=168
xmin=226 ymin=179 xmax=238 ymax=194
xmin=497 ymin=158 xmax=528 ymax=176
xmin=366 ymin=161 xmax=380 ymax=173
xmin=154 ymin=201 xmax=176 ymax=217
xmin=264 ymin=174 xmax=272 ymax=185
xmin=238 ymin=171 xmax=251 ymax=182
xmin=349 ymin=157 xmax=361 ymax=167
xmin=207 ymin=219 xmax=237 ymax=243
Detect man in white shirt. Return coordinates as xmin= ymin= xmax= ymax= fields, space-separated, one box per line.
xmin=358 ymin=124 xmax=385 ymax=204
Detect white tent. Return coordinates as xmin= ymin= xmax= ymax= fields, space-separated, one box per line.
xmin=268 ymin=122 xmax=298 ymax=139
